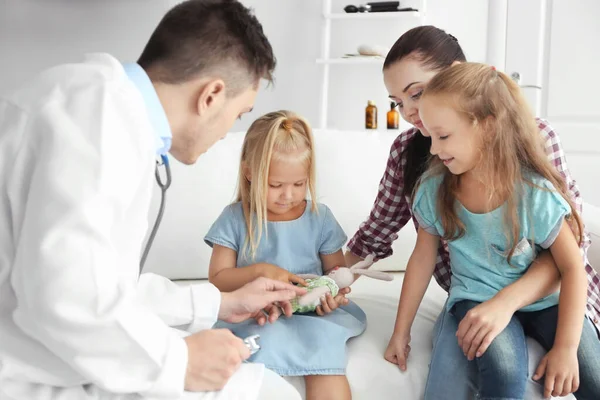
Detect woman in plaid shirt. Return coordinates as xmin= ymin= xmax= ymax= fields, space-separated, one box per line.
xmin=345 ymin=26 xmax=600 ymax=399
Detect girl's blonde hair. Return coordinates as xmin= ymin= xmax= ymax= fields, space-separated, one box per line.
xmin=420 ymin=62 xmax=583 ymax=263
xmin=236 ymin=110 xmax=317 ymax=259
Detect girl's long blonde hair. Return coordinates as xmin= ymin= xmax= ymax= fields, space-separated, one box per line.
xmin=236 ymin=110 xmax=317 ymax=259
xmin=420 ymin=62 xmax=583 ymax=262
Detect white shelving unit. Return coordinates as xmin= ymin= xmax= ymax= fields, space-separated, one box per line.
xmin=317 ymin=0 xmax=427 ymax=129
xmin=324 ymin=11 xmax=421 ymax=20
xmin=316 ymin=57 xmax=385 ymax=65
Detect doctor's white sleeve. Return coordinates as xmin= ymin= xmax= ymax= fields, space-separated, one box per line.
xmin=9 ymin=84 xmax=194 ymax=398
xmin=137 ymin=273 xmax=221 ymax=332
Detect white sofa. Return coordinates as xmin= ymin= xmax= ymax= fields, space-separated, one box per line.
xmin=144 ymin=130 xmax=600 ymax=400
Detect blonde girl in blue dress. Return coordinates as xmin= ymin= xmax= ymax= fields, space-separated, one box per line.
xmin=205 ymin=110 xmax=366 ymax=400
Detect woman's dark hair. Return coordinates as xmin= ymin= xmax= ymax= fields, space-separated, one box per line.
xmin=383 ymin=26 xmax=466 ymax=198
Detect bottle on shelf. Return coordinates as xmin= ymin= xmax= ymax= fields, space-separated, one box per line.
xmin=365 ymin=100 xmax=377 ymax=129
xmin=387 ymin=101 xmax=399 ymax=129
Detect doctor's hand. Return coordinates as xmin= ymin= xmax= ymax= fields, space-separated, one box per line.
xmin=456 ymin=297 xmax=513 ymax=360
xmin=184 ymin=329 xmax=249 ymax=392
xmin=219 ymin=277 xmax=307 ymax=324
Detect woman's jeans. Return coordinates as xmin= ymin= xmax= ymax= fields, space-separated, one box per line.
xmin=424 ymin=300 xmax=600 ymax=400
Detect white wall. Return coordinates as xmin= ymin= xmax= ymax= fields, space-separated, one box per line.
xmin=3 ymin=1 xmax=596 ymax=204
xmin=538 ymin=0 xmax=600 ymax=205
xmin=321 ymin=0 xmax=488 ymax=130
xmin=0 ymin=0 xmax=488 ymax=132
xmin=0 ymin=1 xmax=170 ymax=89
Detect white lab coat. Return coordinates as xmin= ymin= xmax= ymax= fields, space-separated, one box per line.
xmin=0 ymin=54 xmax=288 ymax=400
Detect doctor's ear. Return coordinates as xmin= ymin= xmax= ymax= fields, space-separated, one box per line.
xmin=196 ymin=78 xmax=226 ymax=116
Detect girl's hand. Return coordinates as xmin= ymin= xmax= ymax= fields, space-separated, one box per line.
xmin=455 ymin=297 xmax=514 ymax=360
xmin=315 ymin=287 xmax=351 ymax=316
xmin=384 ymin=331 xmax=411 ymax=371
xmin=260 ymin=264 xmax=307 ymax=286
xmin=254 ymin=300 xmax=298 ymax=325
xmin=254 ymin=303 xmax=281 ymax=325
xmin=533 ymin=346 xmax=580 ymax=398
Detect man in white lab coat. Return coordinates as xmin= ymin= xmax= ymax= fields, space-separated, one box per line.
xmin=0 ymin=1 xmax=304 ymax=399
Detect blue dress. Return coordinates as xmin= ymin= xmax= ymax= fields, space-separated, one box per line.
xmin=204 ymin=202 xmax=366 ymax=376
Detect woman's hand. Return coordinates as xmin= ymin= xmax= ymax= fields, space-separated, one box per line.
xmin=384 ymin=331 xmax=412 ymax=371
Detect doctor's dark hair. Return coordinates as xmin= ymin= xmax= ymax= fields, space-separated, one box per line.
xmin=236 ymin=110 xmax=317 ymax=260
xmin=138 ymin=0 xmax=276 ymax=96
xmin=383 ymin=26 xmax=466 ymax=198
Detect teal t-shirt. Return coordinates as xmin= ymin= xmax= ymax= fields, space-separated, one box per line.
xmin=413 ymin=172 xmax=571 ymax=312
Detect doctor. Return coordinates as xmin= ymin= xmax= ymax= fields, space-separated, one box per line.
xmin=0 ymin=1 xmax=304 ymax=399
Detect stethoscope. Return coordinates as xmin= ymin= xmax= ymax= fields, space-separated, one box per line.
xmin=139 ymin=154 xmax=172 ymax=273
xmin=136 ymin=154 xmax=262 ymax=355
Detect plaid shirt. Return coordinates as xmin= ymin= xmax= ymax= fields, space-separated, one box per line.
xmin=348 ymin=118 xmax=600 ymax=332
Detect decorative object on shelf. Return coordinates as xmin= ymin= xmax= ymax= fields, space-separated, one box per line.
xmin=344 ymin=2 xmax=418 ymax=13
xmin=387 ymin=102 xmax=399 ymax=129
xmin=357 ymin=44 xmax=389 ymax=57
xmin=340 ymin=44 xmax=388 ymax=61
xmin=341 ymin=54 xmax=383 ymax=60
xmin=343 ymin=4 xmax=366 ymax=13
xmin=365 ymin=100 xmax=378 ymax=129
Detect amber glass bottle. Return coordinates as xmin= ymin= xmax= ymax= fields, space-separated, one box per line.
xmin=387 ymin=102 xmax=399 ymax=129
xmin=365 ymin=100 xmax=377 ymax=129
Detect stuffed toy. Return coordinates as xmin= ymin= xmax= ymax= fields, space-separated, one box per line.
xmin=291 ymin=254 xmax=393 ymax=313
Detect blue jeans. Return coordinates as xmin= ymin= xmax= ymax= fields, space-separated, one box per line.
xmin=424 ymin=304 xmax=477 ymax=400
xmin=427 ymin=300 xmax=600 ymax=400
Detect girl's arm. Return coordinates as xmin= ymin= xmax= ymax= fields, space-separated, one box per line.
xmin=385 ymin=227 xmax=439 ymax=370
xmin=393 ymin=227 xmax=440 ymax=335
xmin=532 ymin=220 xmax=587 ymax=398
xmin=208 ymin=245 xmax=306 ymax=292
xmin=549 ymin=220 xmax=588 ymax=348
xmin=316 ymin=250 xmax=350 ymax=316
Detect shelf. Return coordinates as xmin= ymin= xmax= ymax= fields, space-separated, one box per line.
xmin=316 ymin=57 xmax=385 ymax=65
xmin=317 ymin=1 xmax=425 ymax=129
xmin=324 ymin=11 xmax=420 ymax=20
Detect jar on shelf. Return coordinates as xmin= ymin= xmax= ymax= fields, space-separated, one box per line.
xmin=365 ymin=100 xmax=377 ymax=129
xmin=387 ymin=101 xmax=399 ymax=129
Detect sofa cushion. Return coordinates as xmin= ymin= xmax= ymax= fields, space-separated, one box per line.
xmin=175 ymin=274 xmax=574 ymax=399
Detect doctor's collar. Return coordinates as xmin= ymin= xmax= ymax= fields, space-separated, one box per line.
xmin=122 ymin=63 xmax=172 ymax=156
